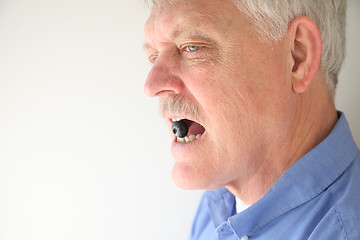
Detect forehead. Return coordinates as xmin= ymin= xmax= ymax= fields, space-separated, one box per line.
xmin=144 ymin=0 xmax=239 ymax=43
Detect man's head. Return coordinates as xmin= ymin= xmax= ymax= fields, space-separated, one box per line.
xmin=143 ymin=0 xmax=345 ymax=199
xmin=145 ymin=0 xmax=347 ymax=97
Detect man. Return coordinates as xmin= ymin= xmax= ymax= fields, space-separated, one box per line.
xmin=143 ymin=0 xmax=359 ymax=239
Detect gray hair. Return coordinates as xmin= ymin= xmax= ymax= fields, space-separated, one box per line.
xmin=146 ymin=0 xmax=347 ymax=97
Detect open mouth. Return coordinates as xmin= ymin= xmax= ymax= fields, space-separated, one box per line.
xmin=171 ymin=117 xmax=206 ymax=143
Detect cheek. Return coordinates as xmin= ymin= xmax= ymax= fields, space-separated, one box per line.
xmin=182 ymin=50 xmax=273 ymax=136
xmin=184 ymin=58 xmax=262 ymax=127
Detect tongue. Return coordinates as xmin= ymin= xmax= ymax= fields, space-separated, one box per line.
xmin=188 ymin=121 xmax=206 ymax=136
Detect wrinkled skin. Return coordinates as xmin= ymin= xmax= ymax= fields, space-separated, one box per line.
xmin=143 ymin=0 xmax=336 ymax=203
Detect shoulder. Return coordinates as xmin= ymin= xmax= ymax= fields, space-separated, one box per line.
xmin=311 ymin=153 xmax=360 ymax=240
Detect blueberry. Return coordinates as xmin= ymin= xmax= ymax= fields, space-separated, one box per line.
xmin=171 ymin=120 xmax=188 ymax=138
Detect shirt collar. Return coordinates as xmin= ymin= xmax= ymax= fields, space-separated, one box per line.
xmin=205 ymin=187 xmax=236 ymax=228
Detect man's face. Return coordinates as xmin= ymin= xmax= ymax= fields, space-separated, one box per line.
xmin=144 ymin=0 xmax=293 ymax=190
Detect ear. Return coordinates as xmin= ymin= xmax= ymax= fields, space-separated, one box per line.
xmin=287 ymin=16 xmax=322 ymax=94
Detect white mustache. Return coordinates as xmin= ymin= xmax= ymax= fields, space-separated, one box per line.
xmin=159 ymin=95 xmax=202 ymax=122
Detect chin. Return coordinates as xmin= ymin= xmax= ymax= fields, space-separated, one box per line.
xmin=171 ymin=162 xmax=220 ymax=190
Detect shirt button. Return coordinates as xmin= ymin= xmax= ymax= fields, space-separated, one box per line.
xmin=240 ymin=236 xmax=249 ymax=240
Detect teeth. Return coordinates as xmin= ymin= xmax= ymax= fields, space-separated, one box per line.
xmin=189 ymin=135 xmax=196 ymax=142
xmin=171 ymin=117 xmax=184 ymax=122
xmin=176 ymin=134 xmax=202 ymax=143
xmin=177 ymin=137 xmax=185 ymax=143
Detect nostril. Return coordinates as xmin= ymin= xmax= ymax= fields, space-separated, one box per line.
xmin=144 ymin=80 xmax=184 ymax=97
xmin=155 ymin=90 xmax=180 ymax=97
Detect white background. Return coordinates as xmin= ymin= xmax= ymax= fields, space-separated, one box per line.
xmin=0 ymin=1 xmax=358 ymax=239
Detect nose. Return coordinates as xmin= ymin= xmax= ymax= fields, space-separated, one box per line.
xmin=144 ymin=55 xmax=184 ymax=97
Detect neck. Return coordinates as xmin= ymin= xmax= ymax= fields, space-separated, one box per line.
xmin=227 ymin=76 xmax=338 ymax=205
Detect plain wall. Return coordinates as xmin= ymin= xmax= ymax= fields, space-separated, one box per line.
xmin=0 ymin=1 xmax=358 ymax=239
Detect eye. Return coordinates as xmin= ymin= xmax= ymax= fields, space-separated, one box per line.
xmin=184 ymin=45 xmax=201 ymax=52
xmin=149 ymin=56 xmax=158 ymax=64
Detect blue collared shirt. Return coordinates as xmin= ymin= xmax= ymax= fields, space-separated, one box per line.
xmin=190 ymin=113 xmax=360 ymax=240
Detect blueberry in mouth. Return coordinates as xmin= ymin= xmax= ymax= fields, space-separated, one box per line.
xmin=171 ymin=120 xmax=189 ymax=138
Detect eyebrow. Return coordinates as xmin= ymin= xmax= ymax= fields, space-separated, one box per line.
xmin=143 ymin=43 xmax=153 ymax=51
xmin=143 ymin=15 xmax=217 ymax=52
xmin=143 ymin=31 xmax=213 ymax=51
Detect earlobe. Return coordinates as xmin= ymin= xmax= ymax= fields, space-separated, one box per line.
xmin=288 ymin=16 xmax=322 ymax=94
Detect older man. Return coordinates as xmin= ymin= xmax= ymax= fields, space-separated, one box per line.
xmin=143 ymin=0 xmax=359 ymax=239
